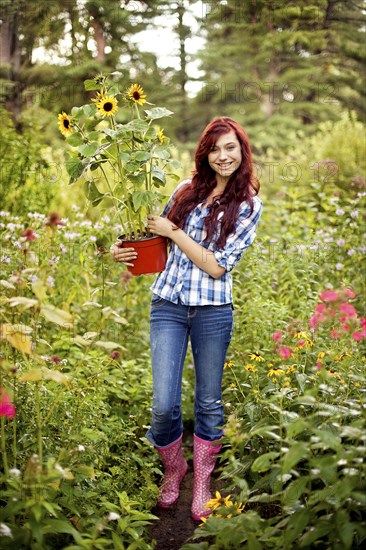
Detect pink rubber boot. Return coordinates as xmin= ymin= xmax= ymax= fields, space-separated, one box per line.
xmin=191 ymin=434 xmax=222 ymax=521
xmin=156 ymin=434 xmax=188 ymax=508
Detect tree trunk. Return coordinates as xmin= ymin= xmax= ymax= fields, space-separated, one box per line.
xmin=87 ymin=5 xmax=106 ymax=62
xmin=176 ymin=0 xmax=189 ymax=143
xmin=0 ymin=6 xmax=22 ymax=124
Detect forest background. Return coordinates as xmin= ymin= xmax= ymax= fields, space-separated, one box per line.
xmin=1 ymin=1 xmax=366 ymax=549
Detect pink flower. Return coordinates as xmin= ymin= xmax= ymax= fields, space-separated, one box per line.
xmin=21 ymin=228 xmax=37 ymax=241
xmin=343 ymin=288 xmax=355 ymax=299
xmin=0 ymin=388 xmax=16 ymax=419
xmin=330 ymin=329 xmax=340 ymax=339
xmin=353 ymin=331 xmax=364 ymax=341
xmin=297 ymin=340 xmax=306 ymax=348
xmin=51 ymin=355 xmax=61 ymax=364
xmin=272 ymin=331 xmax=282 ymax=341
xmin=110 ymin=351 xmax=120 ymax=360
xmin=338 ymin=303 xmax=357 ymax=318
xmin=361 ymin=317 xmax=366 ymax=329
xmin=316 ymin=361 xmax=322 ymax=370
xmin=315 ymin=304 xmax=327 ymax=314
xmin=309 ymin=314 xmax=319 ymax=328
xmin=320 ymin=290 xmax=339 ymax=302
xmin=278 ymin=346 xmax=292 ymax=359
xmin=46 ymin=211 xmax=64 ymax=227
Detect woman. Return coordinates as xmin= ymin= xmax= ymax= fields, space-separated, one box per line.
xmin=111 ymin=117 xmax=262 ymax=520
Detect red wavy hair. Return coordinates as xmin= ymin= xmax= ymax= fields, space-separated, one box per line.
xmin=167 ymin=117 xmax=260 ymax=248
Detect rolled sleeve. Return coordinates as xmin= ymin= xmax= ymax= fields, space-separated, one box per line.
xmin=214 ymin=197 xmax=263 ymax=272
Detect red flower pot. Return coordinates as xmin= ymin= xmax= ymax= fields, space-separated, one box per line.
xmin=119 ymin=235 xmax=168 ymax=276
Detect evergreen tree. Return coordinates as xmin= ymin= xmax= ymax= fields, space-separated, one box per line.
xmin=192 ymin=0 xmax=366 ymax=152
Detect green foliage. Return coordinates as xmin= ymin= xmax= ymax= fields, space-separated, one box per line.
xmin=0 ymin=209 xmax=159 ymax=547
xmin=0 ymin=108 xmax=62 ymax=215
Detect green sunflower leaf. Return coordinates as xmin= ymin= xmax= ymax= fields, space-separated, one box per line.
xmin=84 ymin=180 xmax=105 ymax=206
xmin=82 ymin=104 xmax=96 ymax=117
xmin=66 ymin=157 xmax=84 ymax=183
xmin=144 ymin=107 xmax=174 ymax=120
xmin=66 ymin=132 xmax=83 ymax=147
xmin=151 ymin=166 xmax=166 ymax=185
xmin=153 ymin=145 xmax=170 ymax=160
xmin=134 ymin=151 xmax=151 ymax=162
xmin=78 ymin=142 xmax=99 ymax=158
xmin=126 ymin=119 xmax=149 ymax=133
xmin=84 ymin=79 xmax=100 ymax=91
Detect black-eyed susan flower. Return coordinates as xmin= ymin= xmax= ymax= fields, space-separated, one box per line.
xmin=58 ymin=112 xmax=73 ymax=136
xmin=248 ymin=352 xmax=265 ymax=362
xmin=224 ymin=360 xmax=234 ymax=369
xmin=294 ymin=331 xmax=309 ymax=339
xmin=244 ymin=363 xmax=256 ymax=372
xmin=95 ymin=94 xmax=118 ymax=117
xmin=127 ymin=83 xmax=147 ymax=105
xmin=268 ymin=367 xmax=285 ymax=378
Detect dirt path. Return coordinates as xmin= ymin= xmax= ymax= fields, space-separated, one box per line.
xmin=150 ymin=464 xmax=199 ymax=550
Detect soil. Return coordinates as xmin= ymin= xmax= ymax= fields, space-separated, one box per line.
xmin=150 ymin=464 xmax=199 ymax=550
xmin=149 ymin=433 xmax=222 ymax=550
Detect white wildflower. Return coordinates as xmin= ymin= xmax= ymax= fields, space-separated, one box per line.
xmin=107 ymin=512 xmax=120 ymax=521
xmin=0 ymin=523 xmax=13 ymax=538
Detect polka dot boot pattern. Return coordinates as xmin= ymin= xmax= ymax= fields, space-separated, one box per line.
xmin=156 ymin=434 xmax=188 ymax=508
xmin=191 ymin=434 xmax=222 ymax=521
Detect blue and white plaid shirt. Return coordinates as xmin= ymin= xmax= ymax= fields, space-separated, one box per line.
xmin=151 ymin=179 xmax=263 ymax=305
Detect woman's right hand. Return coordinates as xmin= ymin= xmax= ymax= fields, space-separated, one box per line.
xmin=110 ymin=242 xmax=137 ymax=267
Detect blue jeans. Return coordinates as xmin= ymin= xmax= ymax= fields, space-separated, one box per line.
xmin=146 ymin=297 xmax=233 ymax=448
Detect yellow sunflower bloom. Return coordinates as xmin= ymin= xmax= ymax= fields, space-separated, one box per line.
xmin=95 ymin=95 xmax=118 ymax=117
xmin=57 ymin=112 xmax=73 ymax=136
xmin=127 ymin=83 xmax=147 ymax=105
xmin=157 ymin=128 xmax=166 ymax=143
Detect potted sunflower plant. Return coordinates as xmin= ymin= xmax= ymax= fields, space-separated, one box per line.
xmin=57 ymin=72 xmax=180 ymax=275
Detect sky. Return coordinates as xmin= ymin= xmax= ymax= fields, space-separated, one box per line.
xmin=32 ymin=0 xmax=206 ymax=97
xmin=131 ymin=1 xmax=206 ymax=96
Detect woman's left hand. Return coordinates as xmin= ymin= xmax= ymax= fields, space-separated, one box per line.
xmin=147 ymin=215 xmax=178 ymax=237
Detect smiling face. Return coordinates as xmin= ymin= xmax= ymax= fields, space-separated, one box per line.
xmin=208 ymin=130 xmax=242 ymax=182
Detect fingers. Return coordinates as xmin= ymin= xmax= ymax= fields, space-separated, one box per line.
xmin=110 ymin=244 xmax=137 ymax=265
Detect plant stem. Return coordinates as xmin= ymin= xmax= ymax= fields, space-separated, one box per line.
xmin=1 ymin=416 xmax=9 ymax=476
xmin=229 ymin=365 xmax=247 ymax=402
xmin=35 ymin=382 xmax=43 ymax=464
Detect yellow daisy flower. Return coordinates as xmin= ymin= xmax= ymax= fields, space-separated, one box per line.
xmin=57 ymin=112 xmax=72 ymax=136
xmin=248 ymin=352 xmax=265 ymax=362
xmin=205 ymin=491 xmax=233 ymax=511
xmin=127 ymin=83 xmax=147 ymax=105
xmin=224 ymin=360 xmax=234 ymax=369
xmin=95 ymin=95 xmax=118 ymax=117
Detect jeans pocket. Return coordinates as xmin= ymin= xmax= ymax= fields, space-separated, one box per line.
xmin=151 ymin=295 xmax=168 ymax=307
